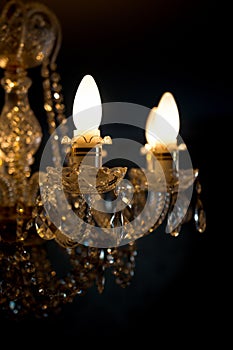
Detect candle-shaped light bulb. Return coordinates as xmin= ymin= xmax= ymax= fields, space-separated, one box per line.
xmin=72 ymin=74 xmax=102 ymax=139
xmin=145 ymin=92 xmax=180 ymax=180
xmin=70 ymin=75 xmax=103 ymax=168
xmin=146 ymin=92 xmax=180 ymax=150
xmin=145 ymin=106 xmax=157 ymax=146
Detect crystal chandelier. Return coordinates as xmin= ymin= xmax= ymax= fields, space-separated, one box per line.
xmin=0 ymin=0 xmax=206 ymax=320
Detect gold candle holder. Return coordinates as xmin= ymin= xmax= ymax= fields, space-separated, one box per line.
xmin=62 ymin=134 xmax=112 ymax=169
xmin=70 ymin=135 xmax=103 ymax=168
xmin=145 ymin=144 xmax=179 ymax=186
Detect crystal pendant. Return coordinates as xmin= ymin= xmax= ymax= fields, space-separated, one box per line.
xmin=166 ymin=193 xmax=190 ymax=235
xmin=110 ymin=211 xmax=129 ymax=246
xmin=194 ymin=198 xmax=206 ymax=233
xmin=194 ymin=178 xmax=206 ymax=233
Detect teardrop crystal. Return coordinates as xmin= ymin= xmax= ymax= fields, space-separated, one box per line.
xmin=194 ymin=198 xmax=206 ymax=233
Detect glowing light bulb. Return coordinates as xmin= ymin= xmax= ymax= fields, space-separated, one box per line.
xmin=146 ymin=92 xmax=180 ymax=150
xmin=72 ymin=74 xmax=102 ymax=140
xmin=145 ymin=106 xmax=157 ymax=146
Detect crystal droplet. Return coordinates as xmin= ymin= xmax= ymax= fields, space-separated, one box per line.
xmin=195 ymin=179 xmax=202 ymax=194
xmin=110 ymin=211 xmax=129 ymax=246
xmin=170 ymin=224 xmax=181 ymax=237
xmin=96 ymin=266 xmax=105 ymax=294
xmin=194 ymin=198 xmax=206 ymax=233
xmin=35 ymin=217 xmax=55 ymax=240
xmin=166 ymin=193 xmax=189 ymax=234
xmin=54 ymin=229 xmax=79 ymax=248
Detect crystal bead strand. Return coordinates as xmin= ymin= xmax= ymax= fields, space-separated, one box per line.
xmin=41 ymin=58 xmax=68 ymax=168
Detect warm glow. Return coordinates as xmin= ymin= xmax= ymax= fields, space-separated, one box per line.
xmin=145 ymin=106 xmax=157 ymax=146
xmin=72 ymin=74 xmax=102 ymax=133
xmin=145 ymin=92 xmax=180 ymax=148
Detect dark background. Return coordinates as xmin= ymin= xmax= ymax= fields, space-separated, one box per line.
xmin=0 ymin=0 xmax=231 ymax=345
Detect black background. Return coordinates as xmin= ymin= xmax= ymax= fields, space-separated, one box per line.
xmin=0 ymin=0 xmax=231 ymax=345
